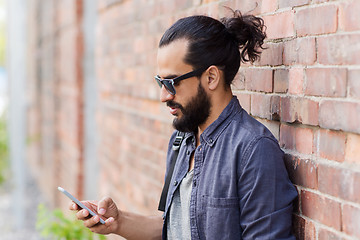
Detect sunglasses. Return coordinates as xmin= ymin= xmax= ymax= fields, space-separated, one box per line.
xmin=155 ymin=66 xmax=208 ymax=95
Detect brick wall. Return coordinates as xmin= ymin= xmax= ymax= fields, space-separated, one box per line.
xmin=27 ymin=0 xmax=84 ymax=206
xmin=26 ymin=0 xmax=360 ymax=239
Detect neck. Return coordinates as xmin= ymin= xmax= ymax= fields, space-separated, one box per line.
xmin=197 ymin=90 xmax=233 ymax=137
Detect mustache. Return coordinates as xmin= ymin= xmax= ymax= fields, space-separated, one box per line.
xmin=167 ymin=101 xmax=183 ymax=109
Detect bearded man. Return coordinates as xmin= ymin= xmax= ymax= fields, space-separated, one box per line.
xmin=70 ymin=11 xmax=297 ymax=240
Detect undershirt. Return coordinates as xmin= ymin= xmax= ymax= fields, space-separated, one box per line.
xmin=167 ymin=169 xmax=194 ymax=239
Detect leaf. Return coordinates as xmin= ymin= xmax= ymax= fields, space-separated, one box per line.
xmin=36 ymin=204 xmax=107 ymax=240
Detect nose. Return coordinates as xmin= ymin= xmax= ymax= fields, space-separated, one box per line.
xmin=160 ymin=85 xmax=174 ymax=103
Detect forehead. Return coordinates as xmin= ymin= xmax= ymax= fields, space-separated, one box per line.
xmin=157 ymin=39 xmax=192 ymax=76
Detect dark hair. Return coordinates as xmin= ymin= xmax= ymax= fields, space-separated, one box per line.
xmin=159 ymin=9 xmax=266 ymax=86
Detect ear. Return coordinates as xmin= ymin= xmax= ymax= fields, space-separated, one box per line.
xmin=205 ymin=66 xmax=221 ymax=91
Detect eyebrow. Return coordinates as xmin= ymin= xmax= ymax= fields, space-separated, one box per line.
xmin=162 ymin=74 xmax=178 ymax=79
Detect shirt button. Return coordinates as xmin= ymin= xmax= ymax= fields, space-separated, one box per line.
xmin=187 ymin=150 xmax=191 ymax=155
xmin=193 ymin=180 xmax=197 ymax=186
xmin=173 ymin=181 xmax=178 ymax=186
xmin=209 ymin=138 xmax=213 ymax=143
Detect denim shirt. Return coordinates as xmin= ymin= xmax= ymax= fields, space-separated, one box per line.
xmin=162 ymin=96 xmax=298 ymax=240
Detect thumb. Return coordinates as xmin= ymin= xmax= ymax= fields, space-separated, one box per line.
xmin=97 ymin=197 xmax=116 ymax=216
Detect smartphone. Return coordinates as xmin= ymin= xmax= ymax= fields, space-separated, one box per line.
xmin=57 ymin=186 xmax=106 ymax=224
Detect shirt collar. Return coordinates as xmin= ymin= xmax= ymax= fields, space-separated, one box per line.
xmin=200 ymin=96 xmax=242 ymax=147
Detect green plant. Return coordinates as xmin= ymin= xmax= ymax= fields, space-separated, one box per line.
xmin=36 ymin=204 xmax=107 ymax=240
xmin=0 ymin=113 xmax=8 ymax=185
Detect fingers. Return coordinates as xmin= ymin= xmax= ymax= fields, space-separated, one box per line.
xmin=69 ymin=200 xmax=97 ymax=212
xmin=74 ymin=207 xmax=106 ymax=229
xmin=83 ymin=214 xmax=101 ymax=228
xmin=76 ymin=208 xmax=91 ymax=221
xmin=97 ymin=197 xmax=114 ymax=216
xmin=69 ymin=201 xmax=79 ymax=211
xmin=67 ymin=197 xmax=118 ymax=235
xmin=84 ymin=216 xmax=116 ymax=234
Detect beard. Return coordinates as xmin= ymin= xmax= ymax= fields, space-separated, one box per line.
xmin=167 ymin=82 xmax=211 ymax=133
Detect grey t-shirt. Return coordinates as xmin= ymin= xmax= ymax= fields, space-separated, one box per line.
xmin=167 ymin=169 xmax=194 ymax=239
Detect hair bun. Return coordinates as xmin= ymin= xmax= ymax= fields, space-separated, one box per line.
xmin=221 ymin=9 xmax=266 ymax=63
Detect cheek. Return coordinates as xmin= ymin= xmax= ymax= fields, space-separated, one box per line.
xmin=175 ymin=81 xmax=199 ymax=102
xmin=174 ymin=95 xmax=191 ymax=110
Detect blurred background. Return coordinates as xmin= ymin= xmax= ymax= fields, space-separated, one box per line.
xmin=1 ymin=0 xmax=360 ymax=240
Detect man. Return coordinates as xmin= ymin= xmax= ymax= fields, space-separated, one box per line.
xmin=70 ymin=11 xmax=298 ymax=239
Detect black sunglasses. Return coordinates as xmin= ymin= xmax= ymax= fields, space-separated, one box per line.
xmin=155 ymin=66 xmax=209 ymax=95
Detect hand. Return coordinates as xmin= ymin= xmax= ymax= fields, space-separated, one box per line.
xmin=69 ymin=197 xmax=120 ymax=235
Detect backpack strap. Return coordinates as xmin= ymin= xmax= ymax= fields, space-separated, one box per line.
xmin=158 ymin=131 xmax=185 ymax=212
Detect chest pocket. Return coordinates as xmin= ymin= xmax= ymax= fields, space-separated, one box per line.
xmin=199 ymin=195 xmax=241 ymax=239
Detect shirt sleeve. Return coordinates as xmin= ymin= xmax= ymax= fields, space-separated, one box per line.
xmin=238 ymin=136 xmax=298 ymax=240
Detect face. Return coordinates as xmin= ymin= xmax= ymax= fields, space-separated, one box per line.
xmin=169 ymin=82 xmax=211 ymax=132
xmin=157 ymin=40 xmax=212 ymax=132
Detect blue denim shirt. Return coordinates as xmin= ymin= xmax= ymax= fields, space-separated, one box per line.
xmin=162 ymin=96 xmax=297 ymax=239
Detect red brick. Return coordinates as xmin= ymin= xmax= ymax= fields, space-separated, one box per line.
xmin=57 ymin=0 xmax=81 ymax=28
xmin=292 ymin=215 xmax=316 ymax=240
xmin=319 ymin=100 xmax=360 ymax=134
xmin=259 ymin=1 xmax=278 ymax=13
xmin=159 ymin=1 xmax=176 ymax=15
xmin=270 ymin=96 xmax=281 ymax=121
xmin=295 ymin=5 xmax=338 ymax=36
xmin=345 ymin=133 xmax=360 ymax=164
xmin=284 ymin=155 xmax=318 ymax=189
xmin=295 ymin=127 xmax=314 ymax=155
xmin=174 ymin=0 xmax=193 ymax=11
xmin=342 ymin=204 xmax=360 ymax=239
xmin=274 ymin=69 xmax=289 ymax=93
xmin=251 ymin=94 xmax=270 ymax=119
xmin=280 ymin=124 xmax=296 ymax=150
xmin=255 ymin=42 xmax=283 ymax=66
xmin=339 ymin=1 xmax=360 ymax=31
xmin=348 ymin=69 xmax=360 ymax=99
xmin=256 ymin=118 xmax=280 ymax=141
xmin=263 ymin=10 xmax=295 ymax=39
xmin=318 ymin=164 xmax=360 ymax=203
xmin=288 ymin=67 xmax=304 ymax=95
xmin=217 ymin=0 xmax=260 ymax=16
xmin=283 ymin=37 xmax=316 ymax=65
xmin=279 ymin=0 xmax=310 ymax=8
xmin=317 ymin=129 xmax=346 ymax=162
xmin=207 ymin=3 xmax=220 ymax=18
xmin=304 ymin=68 xmax=347 ymax=97
xmin=301 ymin=190 xmax=341 ymax=230
xmin=251 ymin=94 xmax=280 ymax=120
xmin=233 ymin=0 xmax=266 ymax=15
xmin=318 ymin=34 xmax=360 ymax=65
xmin=235 ymin=92 xmax=251 ymax=113
xmin=318 ymin=228 xmax=343 ymax=240
xmin=232 ymin=71 xmax=245 ymax=90
xmin=242 ymin=68 xmax=273 ymax=93
xmin=280 ymin=97 xmax=319 ymax=125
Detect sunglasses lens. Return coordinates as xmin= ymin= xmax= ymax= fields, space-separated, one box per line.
xmin=154 ymin=76 xmax=176 ymax=95
xmin=162 ymin=80 xmax=175 ymax=95
xmin=155 ymin=77 xmax=162 ymax=88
